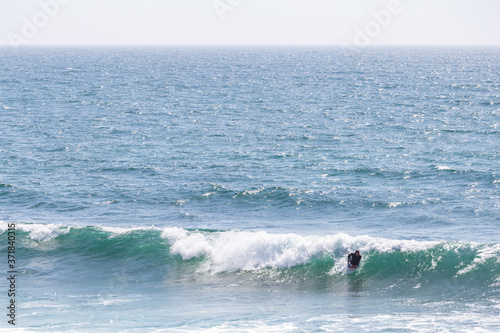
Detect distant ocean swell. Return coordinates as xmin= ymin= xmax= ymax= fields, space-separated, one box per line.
xmin=2 ymin=162 xmax=498 ymax=211
xmin=2 ymin=223 xmax=498 ymax=293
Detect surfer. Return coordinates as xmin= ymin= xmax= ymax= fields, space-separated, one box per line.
xmin=348 ymin=250 xmax=362 ymax=268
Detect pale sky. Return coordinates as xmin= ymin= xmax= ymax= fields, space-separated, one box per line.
xmin=1 ymin=0 xmax=499 ymax=46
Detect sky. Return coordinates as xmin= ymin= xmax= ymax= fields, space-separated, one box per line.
xmin=1 ymin=0 xmax=499 ymax=46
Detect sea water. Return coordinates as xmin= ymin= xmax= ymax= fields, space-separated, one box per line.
xmin=0 ymin=46 xmax=499 ymax=332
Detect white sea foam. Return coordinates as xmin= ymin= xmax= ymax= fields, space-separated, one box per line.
xmin=457 ymin=243 xmax=500 ymax=275
xmin=5 ymin=222 xmax=161 ymax=241
xmin=160 ymin=228 xmax=438 ymax=273
xmin=307 ymin=310 xmax=500 ymax=333
xmin=242 ymin=188 xmax=265 ymax=195
xmin=160 ymin=321 xmax=298 ymax=333
xmin=99 ymin=225 xmax=159 ymax=237
xmin=0 ymin=221 xmax=7 ymax=234
xmin=17 ymin=223 xmax=71 ymax=242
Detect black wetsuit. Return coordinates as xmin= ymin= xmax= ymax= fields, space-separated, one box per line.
xmin=348 ymin=253 xmax=362 ymax=267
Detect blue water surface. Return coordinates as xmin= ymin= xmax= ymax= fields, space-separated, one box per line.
xmin=0 ymin=46 xmax=499 ymax=332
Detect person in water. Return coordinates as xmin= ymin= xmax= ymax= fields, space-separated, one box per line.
xmin=348 ymin=250 xmax=362 ymax=268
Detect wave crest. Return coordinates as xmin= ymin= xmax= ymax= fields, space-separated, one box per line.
xmin=1 ymin=223 xmax=498 ymax=285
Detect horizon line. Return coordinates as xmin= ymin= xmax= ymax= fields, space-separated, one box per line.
xmin=1 ymin=44 xmax=500 ymax=48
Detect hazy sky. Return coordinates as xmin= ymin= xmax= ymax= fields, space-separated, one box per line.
xmin=1 ymin=0 xmax=499 ymax=46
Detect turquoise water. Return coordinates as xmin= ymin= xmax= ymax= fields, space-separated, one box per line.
xmin=0 ymin=46 xmax=499 ymax=332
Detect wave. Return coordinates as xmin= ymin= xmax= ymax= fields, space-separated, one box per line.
xmin=2 ymin=223 xmax=498 ymax=288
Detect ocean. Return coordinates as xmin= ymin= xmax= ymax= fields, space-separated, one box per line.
xmin=0 ymin=46 xmax=499 ymax=332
